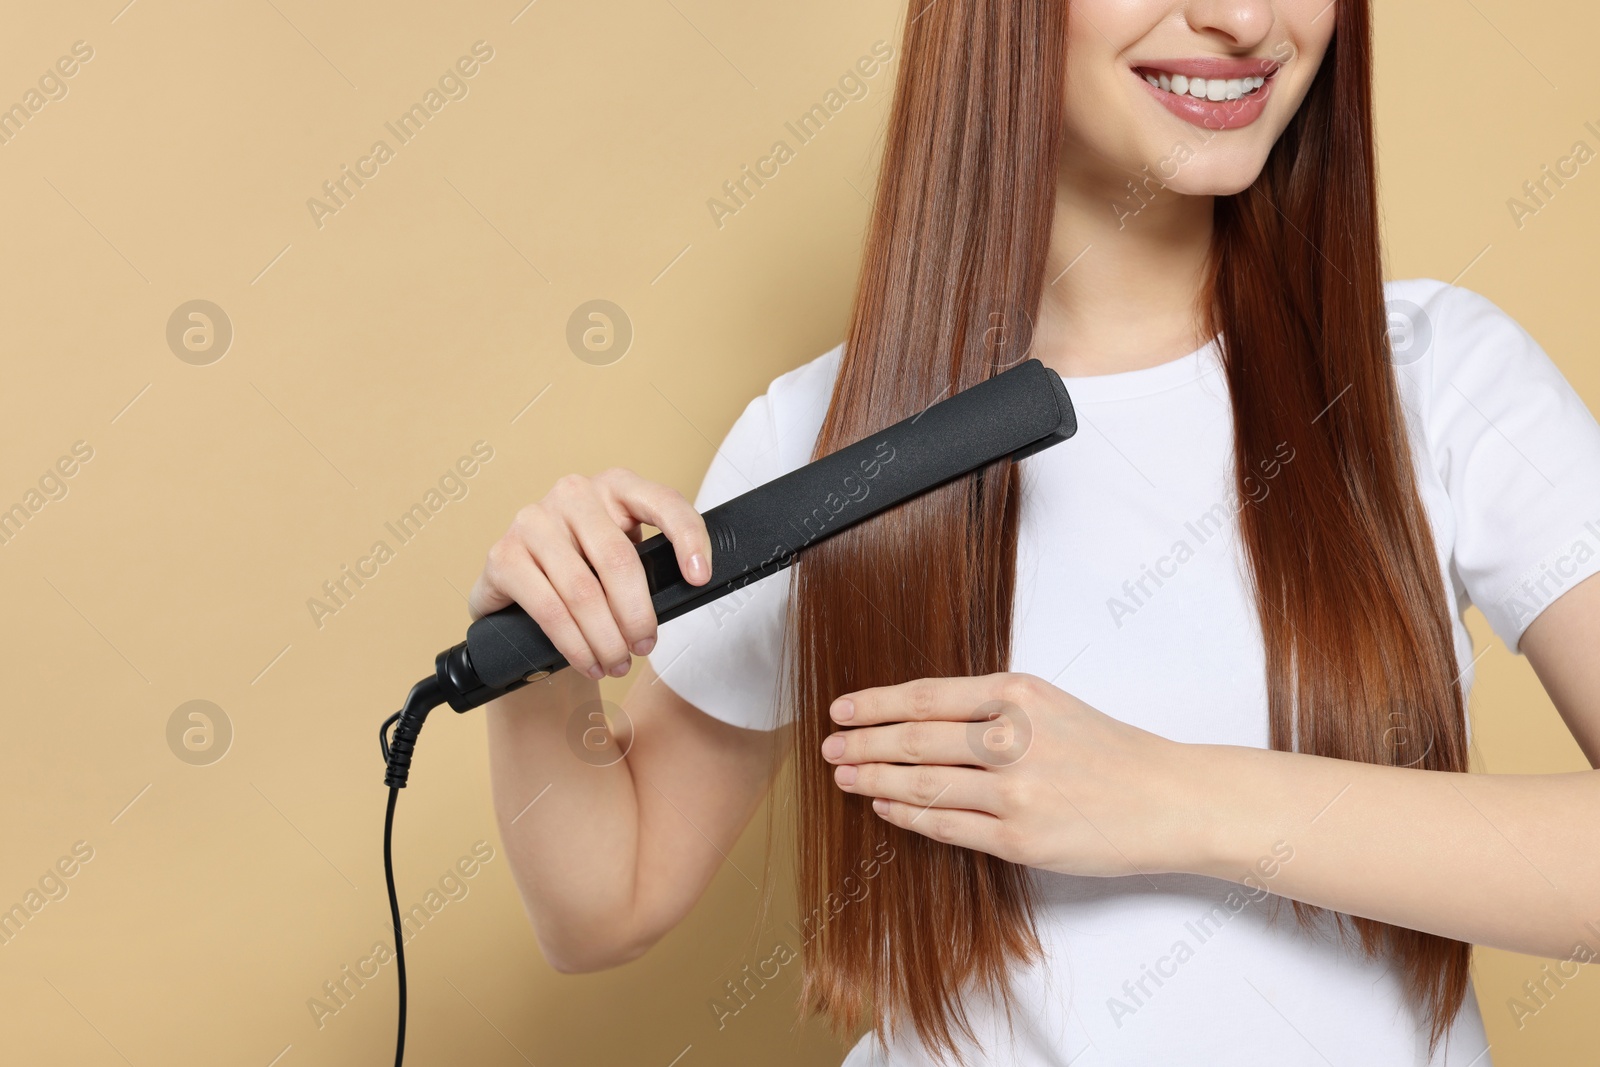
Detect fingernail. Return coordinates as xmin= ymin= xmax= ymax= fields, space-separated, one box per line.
xmin=632 ymin=636 xmax=656 ymax=656
xmin=830 ymin=698 xmax=854 ymax=722
xmin=609 ymin=659 xmax=630 ymax=677
xmin=834 ymin=764 xmax=858 ymax=786
xmin=821 ymin=734 xmax=845 ymax=760
xmin=872 ymin=798 xmax=889 ymax=816
xmin=587 ymin=664 xmax=605 ymax=681
xmin=689 ymin=552 xmax=708 ymax=582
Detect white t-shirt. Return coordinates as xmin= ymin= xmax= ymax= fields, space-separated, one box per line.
xmin=647 ymin=279 xmax=1600 ymax=1066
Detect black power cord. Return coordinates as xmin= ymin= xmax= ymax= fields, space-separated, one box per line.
xmin=381 ymin=676 xmax=446 ymax=1067
xmin=383 ymin=785 xmax=406 ymax=1067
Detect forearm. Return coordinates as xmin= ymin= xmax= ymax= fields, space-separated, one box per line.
xmin=1185 ymin=743 xmax=1600 ymax=958
xmin=486 ymin=668 xmax=646 ymax=971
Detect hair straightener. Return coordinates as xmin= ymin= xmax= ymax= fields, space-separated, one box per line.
xmin=377 ymin=356 xmax=1078 ymax=1065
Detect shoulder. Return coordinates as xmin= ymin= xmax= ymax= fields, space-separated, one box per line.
xmin=1382 ymin=276 xmax=1534 ymax=367
xmin=766 ymin=341 xmax=843 ymax=411
xmin=757 ymin=342 xmax=843 ymax=474
xmin=1382 ymin=278 xmax=1562 ymax=429
xmin=1387 ymin=276 xmax=1599 ymax=520
xmin=1382 ymin=277 xmax=1544 ymax=371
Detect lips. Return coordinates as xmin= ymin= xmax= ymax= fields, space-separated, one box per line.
xmin=1131 ymin=58 xmax=1282 ymax=130
xmin=1136 ymin=57 xmax=1281 ymax=81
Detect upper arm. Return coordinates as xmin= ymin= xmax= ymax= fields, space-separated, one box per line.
xmin=610 ymin=352 xmax=833 ymax=946
xmin=617 ymin=658 xmax=787 ymax=946
xmin=1519 ymin=572 xmax=1600 ymax=768
xmin=1405 ymin=281 xmax=1600 ymax=765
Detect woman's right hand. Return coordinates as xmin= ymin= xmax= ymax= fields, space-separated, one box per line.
xmin=468 ymin=467 xmax=713 ymax=681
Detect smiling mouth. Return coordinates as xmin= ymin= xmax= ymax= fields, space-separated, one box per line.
xmin=1133 ymin=65 xmax=1278 ymax=104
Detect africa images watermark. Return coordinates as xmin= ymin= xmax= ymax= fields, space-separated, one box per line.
xmin=708 ymin=838 xmax=896 ymax=1030
xmin=1106 ymin=840 xmax=1295 ymax=1029
xmin=1106 ymin=440 xmax=1296 ymax=629
xmin=0 ymin=440 xmax=94 ymax=549
xmin=1505 ymin=918 xmax=1600 ymax=1030
xmin=306 ymin=440 xmax=495 ymax=630
xmin=306 ymin=840 xmax=496 ymax=1030
xmin=705 ymin=40 xmax=895 ymax=230
xmin=0 ymin=39 xmax=95 ymax=148
xmin=0 ymin=841 xmax=96 ymax=948
xmin=1505 ymin=117 xmax=1600 ymax=230
xmin=699 ymin=438 xmax=898 ymax=635
xmin=305 ymin=40 xmax=496 ymax=230
xmin=1492 ymin=515 xmax=1600 ymax=634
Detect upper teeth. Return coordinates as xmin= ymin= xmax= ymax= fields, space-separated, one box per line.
xmin=1143 ymin=71 xmax=1266 ymax=101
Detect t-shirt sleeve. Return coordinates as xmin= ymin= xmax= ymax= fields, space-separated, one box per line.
xmin=644 ymin=390 xmax=796 ymax=731
xmin=1425 ymin=282 xmax=1600 ymax=652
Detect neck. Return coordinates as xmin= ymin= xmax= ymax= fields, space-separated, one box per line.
xmin=1031 ymin=159 xmax=1216 ymax=379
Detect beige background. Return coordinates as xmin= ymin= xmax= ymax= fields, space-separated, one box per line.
xmin=0 ymin=1 xmax=1595 ymax=1064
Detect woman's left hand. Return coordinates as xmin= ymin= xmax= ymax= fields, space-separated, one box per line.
xmin=823 ymin=671 xmax=1215 ymax=878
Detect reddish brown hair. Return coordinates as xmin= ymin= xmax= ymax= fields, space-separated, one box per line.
xmin=778 ymin=0 xmax=1470 ymax=1061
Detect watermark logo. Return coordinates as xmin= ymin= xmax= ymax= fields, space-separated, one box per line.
xmin=980 ymin=306 xmax=1036 ymax=371
xmin=166 ymin=700 xmax=232 ymax=766
xmin=1382 ymin=709 xmax=1435 ymax=768
xmin=166 ymin=300 xmax=233 ymax=365
xmin=566 ymin=698 xmax=633 ymax=767
xmin=1386 ymin=299 xmax=1433 ymax=366
xmin=966 ymin=698 xmax=1032 ymax=767
xmin=566 ymin=299 xmax=632 ymax=366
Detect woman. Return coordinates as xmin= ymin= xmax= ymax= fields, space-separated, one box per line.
xmin=473 ymin=1 xmax=1600 ymax=1064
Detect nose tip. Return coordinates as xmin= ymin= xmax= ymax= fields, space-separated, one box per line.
xmin=1183 ymin=0 xmax=1276 ymax=50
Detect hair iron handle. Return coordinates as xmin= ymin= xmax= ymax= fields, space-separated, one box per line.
xmin=432 ymin=358 xmax=1076 ymax=714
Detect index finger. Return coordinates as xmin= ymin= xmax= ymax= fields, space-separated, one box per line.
xmin=831 ymin=672 xmax=1023 ymax=725
xmin=597 ymin=467 xmax=713 ymax=585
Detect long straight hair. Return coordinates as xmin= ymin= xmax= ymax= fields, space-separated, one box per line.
xmin=781 ymin=0 xmax=1471 ymax=1061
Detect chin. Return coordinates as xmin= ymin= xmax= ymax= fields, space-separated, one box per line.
xmin=1154 ymin=151 xmax=1272 ymax=198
